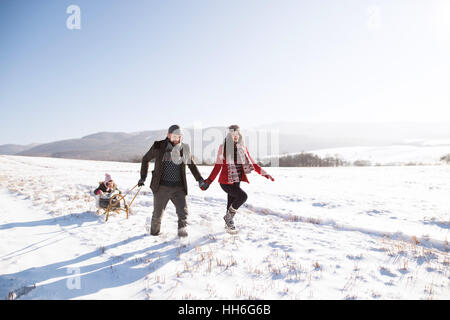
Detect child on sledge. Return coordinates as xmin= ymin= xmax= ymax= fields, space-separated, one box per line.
xmin=93 ymin=173 xmax=122 ymax=211
xmin=93 ymin=173 xmax=121 ymax=196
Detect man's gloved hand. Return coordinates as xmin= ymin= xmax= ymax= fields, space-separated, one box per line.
xmin=198 ymin=178 xmax=205 ymax=190
xmin=138 ymin=179 xmax=145 ymax=187
xmin=263 ymin=174 xmax=275 ymax=181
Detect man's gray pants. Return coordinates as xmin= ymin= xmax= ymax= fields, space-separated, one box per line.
xmin=151 ymin=185 xmax=188 ymax=235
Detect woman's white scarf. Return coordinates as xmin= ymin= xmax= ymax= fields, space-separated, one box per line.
xmin=226 ymin=143 xmax=255 ymax=183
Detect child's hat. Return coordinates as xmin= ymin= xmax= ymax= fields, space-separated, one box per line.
xmin=104 ymin=173 xmax=112 ymax=184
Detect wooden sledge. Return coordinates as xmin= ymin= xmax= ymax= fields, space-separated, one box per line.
xmin=97 ymin=184 xmax=142 ymax=222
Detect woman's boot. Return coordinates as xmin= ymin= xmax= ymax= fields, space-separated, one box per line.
xmin=223 ymin=206 xmax=238 ymax=233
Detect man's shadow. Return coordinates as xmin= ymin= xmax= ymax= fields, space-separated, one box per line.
xmin=1 ymin=231 xmax=222 ymax=299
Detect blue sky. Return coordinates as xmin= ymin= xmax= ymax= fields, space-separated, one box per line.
xmin=1 ymin=0 xmax=450 ymax=145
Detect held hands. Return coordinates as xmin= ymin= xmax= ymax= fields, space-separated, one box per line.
xmin=138 ymin=179 xmax=145 ymax=187
xmin=199 ymin=178 xmax=211 ymax=191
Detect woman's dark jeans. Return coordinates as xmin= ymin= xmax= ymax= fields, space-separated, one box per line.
xmin=220 ymin=182 xmax=248 ymax=211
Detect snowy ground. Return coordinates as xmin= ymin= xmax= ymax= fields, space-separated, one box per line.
xmin=0 ymin=155 xmax=449 ymax=300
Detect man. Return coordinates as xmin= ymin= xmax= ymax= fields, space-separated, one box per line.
xmin=138 ymin=125 xmax=209 ymax=237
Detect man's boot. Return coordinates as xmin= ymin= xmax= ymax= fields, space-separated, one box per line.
xmin=178 ymin=227 xmax=188 ymax=237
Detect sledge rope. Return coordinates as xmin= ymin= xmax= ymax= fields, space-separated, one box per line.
xmin=105 ymin=184 xmax=143 ymax=221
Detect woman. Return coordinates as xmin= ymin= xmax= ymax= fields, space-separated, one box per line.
xmin=202 ymin=125 xmax=274 ymax=233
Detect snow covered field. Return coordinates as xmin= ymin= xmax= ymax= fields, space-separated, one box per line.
xmin=0 ymin=155 xmax=449 ymax=300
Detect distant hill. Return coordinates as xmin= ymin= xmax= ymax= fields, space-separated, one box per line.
xmin=309 ymin=145 xmax=450 ymax=165
xmin=16 ymin=130 xmax=168 ymax=162
xmin=2 ymin=122 xmax=450 ymax=163
xmin=11 ymin=128 xmax=228 ymax=162
xmin=255 ymin=122 xmax=450 ymax=153
xmin=0 ymin=143 xmax=40 ymax=155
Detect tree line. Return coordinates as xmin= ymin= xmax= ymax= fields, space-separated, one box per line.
xmin=263 ymin=153 xmax=349 ymax=167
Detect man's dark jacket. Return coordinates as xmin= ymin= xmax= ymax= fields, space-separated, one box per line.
xmin=140 ymin=138 xmax=202 ymax=195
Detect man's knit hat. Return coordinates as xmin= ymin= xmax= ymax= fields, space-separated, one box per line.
xmin=168 ymin=124 xmax=183 ymax=135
